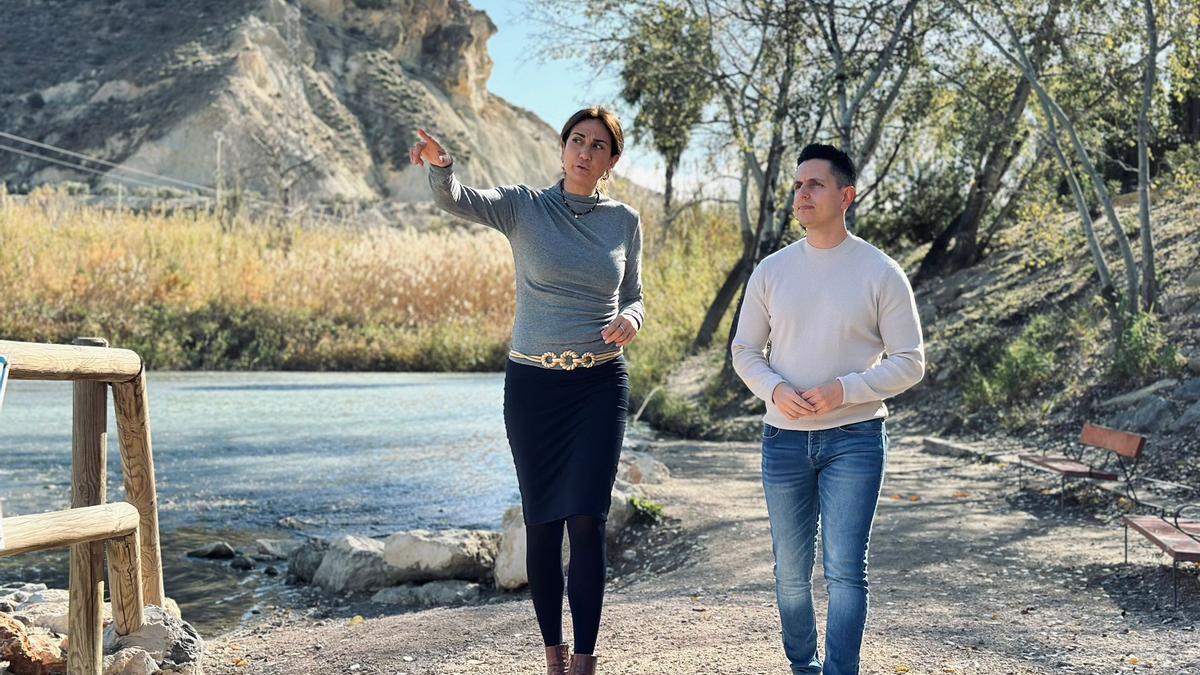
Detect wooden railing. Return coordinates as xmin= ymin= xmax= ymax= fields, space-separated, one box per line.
xmin=0 ymin=338 xmax=165 ymax=675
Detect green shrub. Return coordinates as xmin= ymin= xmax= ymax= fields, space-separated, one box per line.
xmin=1111 ymin=310 xmax=1181 ymax=381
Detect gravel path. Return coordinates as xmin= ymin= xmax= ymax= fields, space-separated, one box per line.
xmin=202 ymin=433 xmax=1200 ymax=674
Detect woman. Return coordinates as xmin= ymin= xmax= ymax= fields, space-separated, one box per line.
xmin=410 ymin=107 xmax=643 ymax=675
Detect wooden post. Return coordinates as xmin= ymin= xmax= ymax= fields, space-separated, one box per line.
xmin=106 ymin=527 xmax=145 ymax=636
xmin=112 ymin=371 xmax=165 ymax=606
xmin=69 ymin=337 xmax=108 ymax=675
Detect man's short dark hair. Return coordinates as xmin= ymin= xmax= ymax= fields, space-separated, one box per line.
xmin=796 ymin=144 xmax=857 ymax=187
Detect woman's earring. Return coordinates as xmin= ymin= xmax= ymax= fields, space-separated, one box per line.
xmin=602 ymin=169 xmax=611 ymax=181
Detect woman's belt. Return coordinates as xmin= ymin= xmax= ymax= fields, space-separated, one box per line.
xmin=509 ymin=347 xmax=623 ymax=371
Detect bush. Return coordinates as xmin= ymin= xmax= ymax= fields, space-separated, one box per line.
xmin=964 ymin=314 xmax=1068 ymax=410
xmin=1111 ymin=310 xmax=1181 ymax=381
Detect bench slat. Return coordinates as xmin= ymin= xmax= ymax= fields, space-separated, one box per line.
xmin=1123 ymin=516 xmax=1200 ymax=562
xmin=1081 ymin=423 xmax=1145 ymax=458
xmin=1017 ymin=454 xmax=1118 ymax=480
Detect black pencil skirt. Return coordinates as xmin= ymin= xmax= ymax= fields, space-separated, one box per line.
xmin=503 ymin=356 xmax=630 ymax=526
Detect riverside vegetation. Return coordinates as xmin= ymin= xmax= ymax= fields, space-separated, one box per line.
xmin=0 ymin=182 xmax=740 ymax=414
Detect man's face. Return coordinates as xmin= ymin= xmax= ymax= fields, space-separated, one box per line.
xmin=792 ymin=159 xmax=853 ymax=228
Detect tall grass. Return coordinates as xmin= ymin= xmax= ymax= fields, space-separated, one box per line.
xmin=1 ymin=184 xmax=739 ymax=387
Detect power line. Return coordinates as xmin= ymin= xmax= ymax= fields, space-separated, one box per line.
xmin=0 ymin=131 xmax=375 ymax=229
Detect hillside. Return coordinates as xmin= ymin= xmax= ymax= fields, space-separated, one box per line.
xmin=0 ymin=0 xmax=561 ymax=222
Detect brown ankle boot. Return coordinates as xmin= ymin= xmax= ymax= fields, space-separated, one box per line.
xmin=568 ymin=653 xmax=597 ymax=675
xmin=545 ymin=644 xmax=569 ymax=675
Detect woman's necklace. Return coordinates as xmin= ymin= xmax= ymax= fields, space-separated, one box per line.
xmin=559 ymin=180 xmax=600 ymax=219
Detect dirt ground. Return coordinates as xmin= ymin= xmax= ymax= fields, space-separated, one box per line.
xmin=202 ymin=424 xmax=1200 ymax=674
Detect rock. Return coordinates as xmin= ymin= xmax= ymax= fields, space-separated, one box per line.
xmin=265 ymin=566 xmax=280 ymax=577
xmin=103 ymin=606 xmax=204 ymax=675
xmin=312 ymin=535 xmax=406 ymax=593
xmin=493 ymin=505 xmax=531 ymax=591
xmin=13 ymin=598 xmax=110 ymax=635
xmin=159 ymin=599 xmax=183 ymax=623
xmin=1188 ymin=355 xmax=1200 ymax=375
xmin=230 ymin=556 xmax=255 ymax=571
xmin=277 ymin=516 xmax=319 ymax=530
xmin=383 ymin=529 xmax=500 ymax=583
xmin=1099 ymin=379 xmax=1178 ymax=410
xmin=0 ymin=613 xmax=65 ymax=675
xmin=0 ymin=585 xmax=47 ymax=607
xmin=287 ymin=538 xmax=331 ymax=583
xmin=370 ymin=581 xmax=481 ymax=608
xmin=617 ymin=453 xmax=671 ymax=485
xmin=494 ymin=482 xmax=645 ymax=591
xmin=103 ymin=647 xmax=158 ymax=675
xmin=1170 ymin=400 xmax=1200 ymax=434
xmin=1109 ymin=395 xmax=1174 ymax=433
xmin=255 ymin=538 xmax=302 ymax=560
xmin=606 ymin=480 xmax=646 ymax=543
xmin=1178 ymin=378 xmax=1200 ymax=401
xmin=17 ymin=592 xmax=67 ymax=607
xmin=186 ymin=542 xmax=236 ymax=559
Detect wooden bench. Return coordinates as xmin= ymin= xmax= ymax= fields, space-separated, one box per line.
xmin=1123 ymin=506 xmax=1200 ymax=607
xmin=1017 ymin=423 xmax=1145 ymax=513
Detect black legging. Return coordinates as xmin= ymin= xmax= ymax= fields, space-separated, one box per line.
xmin=525 ymin=515 xmax=607 ymax=655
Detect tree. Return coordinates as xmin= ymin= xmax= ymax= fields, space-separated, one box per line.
xmin=952 ymin=0 xmax=1157 ymax=318
xmin=620 ymin=4 xmax=715 ymax=222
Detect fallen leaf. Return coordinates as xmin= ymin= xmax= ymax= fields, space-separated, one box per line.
xmin=232 ymin=658 xmax=249 ymax=668
xmin=1129 ymin=657 xmax=1139 ymax=665
xmin=891 ymin=494 xmax=903 ymax=500
xmin=909 ymin=495 xmax=921 ymax=502
xmin=350 ymin=615 xmax=365 ymax=625
xmin=953 ymin=490 xmax=970 ymax=499
xmin=895 ymin=665 xmax=910 ymax=673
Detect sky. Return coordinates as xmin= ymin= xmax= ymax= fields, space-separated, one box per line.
xmin=467 ymin=0 xmax=677 ymax=192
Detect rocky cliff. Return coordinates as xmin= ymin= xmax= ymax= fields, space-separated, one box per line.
xmin=0 ymin=0 xmax=562 ymax=217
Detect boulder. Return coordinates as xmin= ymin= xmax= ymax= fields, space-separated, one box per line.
xmin=186 ymin=542 xmax=236 ymax=559
xmin=103 ymin=647 xmax=158 ymax=675
xmin=102 ymin=606 xmax=204 ymax=675
xmin=1108 ymin=395 xmax=1174 ymax=434
xmin=312 ymin=535 xmax=405 ymax=593
xmin=1170 ymin=400 xmax=1200 ymax=434
xmin=494 ymin=482 xmax=644 ymax=591
xmin=618 ymin=453 xmax=671 ymax=485
xmin=383 ymin=529 xmax=499 ymax=583
xmin=255 ymin=538 xmax=302 ymax=560
xmin=287 ymin=538 xmax=331 ymax=583
xmin=0 ymin=612 xmax=65 ymax=675
xmin=1178 ymin=378 xmax=1200 ymax=401
xmin=493 ymin=505 xmax=531 ymax=591
xmin=370 ymin=581 xmax=481 ymax=608
xmin=1099 ymin=379 xmax=1178 ymax=410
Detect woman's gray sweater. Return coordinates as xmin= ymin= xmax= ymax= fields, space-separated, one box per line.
xmin=428 ymin=163 xmax=644 ymax=360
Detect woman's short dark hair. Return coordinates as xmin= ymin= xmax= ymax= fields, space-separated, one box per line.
xmin=797 ymin=144 xmax=857 ymax=187
xmin=560 ymin=107 xmax=624 ymax=158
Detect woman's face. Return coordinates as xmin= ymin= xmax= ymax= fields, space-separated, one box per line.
xmin=561 ymin=118 xmax=620 ymax=188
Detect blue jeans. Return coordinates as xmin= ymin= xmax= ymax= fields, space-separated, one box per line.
xmin=761 ymin=418 xmax=888 ymax=675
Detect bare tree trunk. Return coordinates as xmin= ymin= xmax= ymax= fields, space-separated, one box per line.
xmin=1138 ymin=0 xmax=1158 ymax=310
xmin=663 ymin=159 xmax=676 ymax=224
xmin=694 ymin=18 xmax=796 ymax=352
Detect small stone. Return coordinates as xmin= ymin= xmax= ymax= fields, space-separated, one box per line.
xmin=186 ymin=542 xmax=236 ymax=559
xmin=230 ymin=556 xmax=255 ymax=571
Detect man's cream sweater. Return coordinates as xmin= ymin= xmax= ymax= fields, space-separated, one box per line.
xmin=731 ymin=233 xmax=925 ymax=431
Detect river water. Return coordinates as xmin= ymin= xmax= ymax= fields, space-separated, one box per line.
xmin=0 ymin=371 xmax=518 ymax=635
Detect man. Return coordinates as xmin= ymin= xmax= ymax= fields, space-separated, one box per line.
xmin=731 ymin=144 xmax=925 ymax=675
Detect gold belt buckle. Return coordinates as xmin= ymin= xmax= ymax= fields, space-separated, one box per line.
xmin=538 ymin=350 xmax=597 ymax=370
